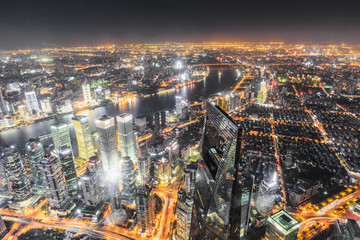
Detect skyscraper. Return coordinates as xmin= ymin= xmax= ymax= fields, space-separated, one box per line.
xmin=265 ymin=210 xmax=300 ymax=240
xmin=138 ymin=156 xmax=150 ymax=183
xmin=0 ymin=89 xmax=8 ymax=115
xmin=120 ymin=156 xmax=136 ymax=204
xmin=160 ymin=111 xmax=166 ymax=127
xmin=191 ymin=101 xmax=253 ymax=239
xmin=40 ymin=98 xmax=53 ymax=114
xmin=255 ymin=172 xmax=278 ymax=217
xmin=50 ymin=122 xmax=72 ymax=150
xmin=58 ymin=146 xmax=78 ymax=196
xmin=82 ymin=82 xmax=92 ymax=104
xmin=39 ymin=154 xmax=72 ymax=215
xmin=25 ymin=91 xmax=40 ymax=116
xmin=117 ymin=114 xmax=137 ymax=162
xmin=135 ymin=184 xmax=155 ymax=233
xmin=95 ymin=115 xmax=118 ymax=171
xmin=153 ymin=112 xmax=160 ymax=138
xmin=25 ymin=138 xmax=45 ymax=192
xmin=72 ymin=115 xmax=94 ymax=160
xmin=175 ymin=95 xmax=183 ymax=114
xmin=80 ymin=159 xmax=101 ymax=206
xmin=1 ymin=145 xmax=31 ymax=201
xmin=184 ymin=162 xmax=197 ymax=196
xmin=176 ymin=188 xmax=193 ymax=240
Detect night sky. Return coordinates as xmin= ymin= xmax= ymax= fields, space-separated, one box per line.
xmin=0 ymin=0 xmax=359 ymax=49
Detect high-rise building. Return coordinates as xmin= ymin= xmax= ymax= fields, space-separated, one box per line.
xmin=135 ymin=184 xmax=155 ymax=233
xmin=1 ymin=145 xmax=31 ymax=201
xmin=18 ymin=104 xmax=28 ymax=119
xmin=80 ymin=159 xmax=102 ymax=206
xmin=82 ymin=82 xmax=92 ymax=104
xmin=25 ymin=138 xmax=45 ymax=192
xmin=184 ymin=162 xmax=197 ymax=196
xmin=175 ymin=95 xmax=183 ymax=114
xmin=160 ymin=111 xmax=166 ymax=127
xmin=40 ymin=98 xmax=53 ymax=114
xmin=120 ymin=156 xmax=136 ymax=204
xmin=0 ymin=89 xmax=8 ymax=115
xmin=153 ymin=112 xmax=160 ymax=138
xmin=95 ymin=115 xmax=118 ymax=171
xmin=265 ymin=210 xmax=300 ymax=240
xmin=72 ymin=115 xmax=94 ymax=160
xmin=58 ymin=147 xmax=78 ymax=196
xmin=50 ymin=122 xmax=71 ymax=150
xmin=39 ymin=154 xmax=72 ymax=215
xmin=191 ymin=101 xmax=253 ymax=239
xmin=25 ymin=91 xmax=40 ymax=116
xmin=0 ymin=214 xmax=6 ymax=235
xmin=255 ymin=172 xmax=278 ymax=217
xmin=154 ymin=158 xmax=171 ymax=184
xmin=176 ymin=188 xmax=193 ymax=240
xmin=117 ymin=114 xmax=137 ymax=162
xmin=138 ymin=156 xmax=150 ymax=183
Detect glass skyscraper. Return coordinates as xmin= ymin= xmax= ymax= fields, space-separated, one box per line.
xmin=25 ymin=138 xmax=45 ymax=192
xmin=58 ymin=146 xmax=78 ymax=196
xmin=50 ymin=122 xmax=72 ymax=150
xmin=72 ymin=115 xmax=94 ymax=160
xmin=117 ymin=113 xmax=137 ymax=162
xmin=191 ymin=101 xmax=253 ymax=240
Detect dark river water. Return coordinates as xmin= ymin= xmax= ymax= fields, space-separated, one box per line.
xmin=0 ymin=69 xmax=239 ymax=152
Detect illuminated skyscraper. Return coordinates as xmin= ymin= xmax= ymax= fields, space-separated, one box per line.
xmin=184 ymin=162 xmax=197 ymax=196
xmin=1 ymin=145 xmax=31 ymax=201
xmin=72 ymin=115 xmax=94 ymax=160
xmin=25 ymin=138 xmax=45 ymax=192
xmin=25 ymin=91 xmax=41 ymax=116
xmin=175 ymin=95 xmax=183 ymax=114
xmin=95 ymin=115 xmax=118 ymax=171
xmin=58 ymin=146 xmax=78 ymax=196
xmin=117 ymin=113 xmax=137 ymax=162
xmin=265 ymin=210 xmax=300 ymax=240
xmin=135 ymin=184 xmax=155 ymax=233
xmin=191 ymin=101 xmax=254 ymax=239
xmin=39 ymin=154 xmax=73 ymax=215
xmin=80 ymin=158 xmax=102 ymax=206
xmin=120 ymin=156 xmax=136 ymax=204
xmin=255 ymin=172 xmax=278 ymax=217
xmin=176 ymin=188 xmax=193 ymax=240
xmin=138 ymin=156 xmax=150 ymax=183
xmin=0 ymin=214 xmax=6 ymax=235
xmin=0 ymin=89 xmax=8 ymax=115
xmin=82 ymin=82 xmax=92 ymax=104
xmin=50 ymin=122 xmax=72 ymax=150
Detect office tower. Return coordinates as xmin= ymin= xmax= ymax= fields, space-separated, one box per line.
xmin=153 ymin=112 xmax=160 ymax=138
xmin=50 ymin=122 xmax=71 ymax=150
xmin=257 ymin=81 xmax=267 ymax=104
xmin=134 ymin=116 xmax=147 ymax=132
xmin=154 ymin=158 xmax=171 ymax=184
xmin=95 ymin=115 xmax=118 ymax=171
xmin=25 ymin=91 xmax=41 ymax=115
xmin=58 ymin=147 xmax=78 ymax=196
xmin=80 ymin=160 xmax=101 ymax=206
xmin=138 ymin=156 xmax=150 ymax=183
xmin=160 ymin=111 xmax=166 ymax=127
xmin=0 ymin=214 xmax=6 ymax=235
xmin=175 ymin=95 xmax=183 ymax=114
xmin=135 ymin=184 xmax=154 ymax=233
xmin=82 ymin=82 xmax=92 ymax=104
xmin=18 ymin=104 xmax=28 ymax=119
xmin=1 ymin=145 xmax=31 ymax=201
xmin=265 ymin=210 xmax=300 ymax=240
xmin=25 ymin=138 xmax=45 ymax=192
xmin=40 ymin=98 xmax=52 ymax=114
xmin=0 ymin=89 xmax=8 ymax=114
xmin=191 ymin=101 xmax=253 ymax=240
xmin=255 ymin=172 xmax=278 ymax=217
xmin=120 ymin=156 xmax=136 ymax=204
xmin=176 ymin=188 xmax=193 ymax=240
xmin=39 ymin=154 xmax=72 ymax=214
xmin=184 ymin=162 xmax=197 ymax=196
xmin=117 ymin=114 xmax=137 ymax=162
xmin=72 ymin=115 xmax=94 ymax=160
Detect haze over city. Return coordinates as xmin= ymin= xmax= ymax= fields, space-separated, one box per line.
xmin=0 ymin=1 xmax=360 ymax=240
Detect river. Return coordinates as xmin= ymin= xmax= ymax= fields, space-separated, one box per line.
xmin=0 ymin=68 xmax=239 ymax=152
